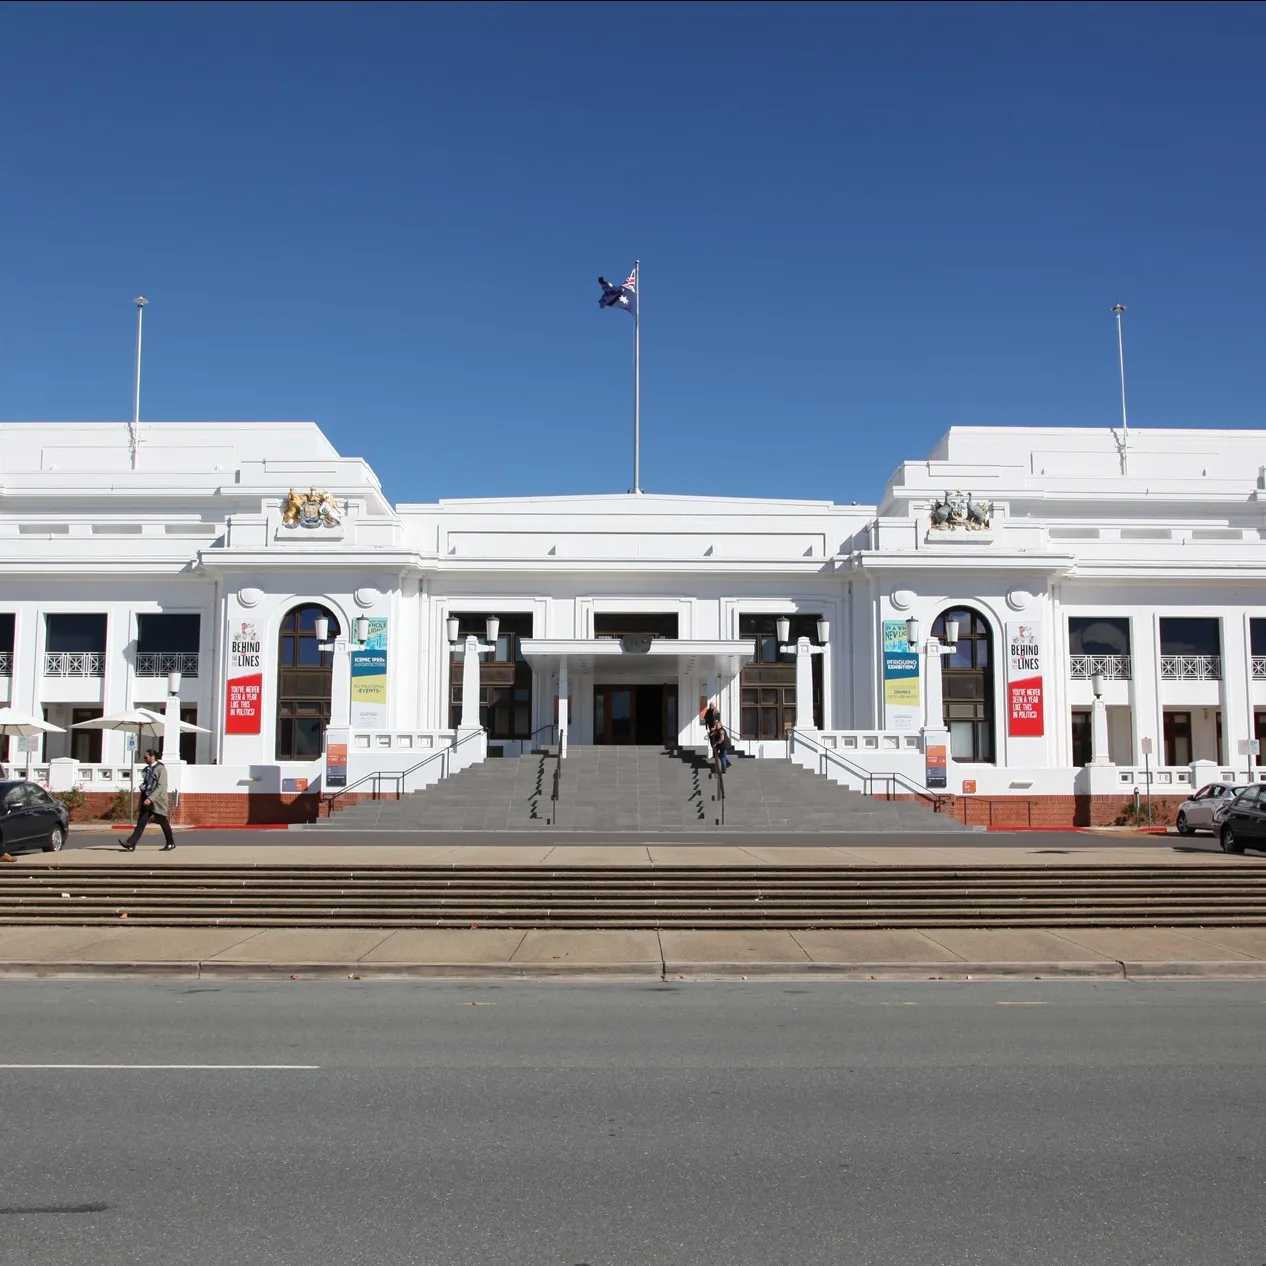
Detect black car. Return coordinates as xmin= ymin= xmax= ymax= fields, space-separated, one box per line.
xmin=0 ymin=780 xmax=69 ymax=853
xmin=1218 ymin=784 xmax=1266 ymax=855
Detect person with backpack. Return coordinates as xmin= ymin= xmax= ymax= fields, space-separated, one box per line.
xmin=121 ymin=748 xmax=176 ymax=851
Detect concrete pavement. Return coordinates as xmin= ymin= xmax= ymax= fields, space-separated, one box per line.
xmin=4 ymin=921 xmax=1266 ymax=979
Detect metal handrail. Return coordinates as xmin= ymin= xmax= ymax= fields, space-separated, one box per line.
xmin=322 ymin=729 xmax=485 ymax=813
xmin=529 ymin=721 xmax=558 ymax=748
xmin=791 ymin=729 xmax=947 ymax=811
xmin=550 ymin=744 xmax=562 ymax=825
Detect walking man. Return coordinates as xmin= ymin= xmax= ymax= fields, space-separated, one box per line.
xmin=122 ymin=748 xmax=175 ymax=851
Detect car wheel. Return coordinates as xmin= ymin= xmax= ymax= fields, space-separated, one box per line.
xmin=42 ymin=824 xmax=65 ymax=853
xmin=1176 ymin=811 xmax=1193 ymax=836
xmin=1222 ymin=825 xmax=1245 ymax=855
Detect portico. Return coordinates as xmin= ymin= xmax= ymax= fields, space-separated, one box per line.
xmin=520 ymin=639 xmax=753 ymax=748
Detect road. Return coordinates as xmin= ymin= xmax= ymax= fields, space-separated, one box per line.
xmin=1 ymin=981 xmax=1264 ymax=1265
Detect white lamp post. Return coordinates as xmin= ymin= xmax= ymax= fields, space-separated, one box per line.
xmin=315 ymin=613 xmax=369 ymax=732
xmin=162 ymin=668 xmax=182 ymax=763
xmin=777 ymin=616 xmax=829 ymax=733
xmin=449 ymin=616 xmax=500 ymax=731
xmin=1089 ymin=670 xmax=1112 ymax=766
xmin=920 ymin=616 xmax=961 ymax=731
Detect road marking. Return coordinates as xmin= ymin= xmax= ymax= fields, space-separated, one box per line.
xmin=0 ymin=1063 xmax=319 ymax=1070
xmin=997 ymin=1001 xmax=1048 ymax=1006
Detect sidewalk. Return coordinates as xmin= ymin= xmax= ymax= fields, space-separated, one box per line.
xmin=10 ymin=840 xmax=1263 ymax=868
xmin=2 ymin=924 xmax=1266 ymax=981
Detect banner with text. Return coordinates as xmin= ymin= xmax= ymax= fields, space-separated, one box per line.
xmin=225 ymin=620 xmax=263 ymax=735
xmin=350 ymin=617 xmax=389 ymax=729
xmin=1006 ymin=621 xmax=1045 ymax=738
xmin=882 ymin=620 xmax=921 ymax=732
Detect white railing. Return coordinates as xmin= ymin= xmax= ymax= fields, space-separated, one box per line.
xmin=136 ymin=651 xmax=200 ymax=678
xmin=1069 ymin=654 xmax=1132 ymax=680
xmin=1253 ymin=657 xmax=1266 ymax=680
xmin=43 ymin=651 xmax=104 ymax=677
xmin=1160 ymin=655 xmax=1222 ymax=681
xmin=0 ymin=651 xmax=9 ymax=677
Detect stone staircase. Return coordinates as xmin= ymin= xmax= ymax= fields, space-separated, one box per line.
xmin=313 ymin=746 xmax=972 ymax=833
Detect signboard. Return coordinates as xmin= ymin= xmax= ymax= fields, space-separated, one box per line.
xmin=325 ymin=730 xmax=348 ymax=789
xmin=926 ymin=743 xmax=948 ymax=790
xmin=882 ymin=620 xmax=921 ymax=732
xmin=1005 ymin=621 xmax=1044 ymax=738
xmin=125 ymin=733 xmax=138 ymax=752
xmin=225 ymin=620 xmax=263 ymax=735
xmin=350 ymin=617 xmax=388 ymax=729
xmin=962 ymin=779 xmax=976 ymax=794
xmin=282 ymin=777 xmax=309 ymax=794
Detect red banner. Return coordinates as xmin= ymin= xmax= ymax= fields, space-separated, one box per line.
xmin=225 ymin=673 xmax=263 ymax=734
xmin=1008 ymin=676 xmax=1044 ymax=737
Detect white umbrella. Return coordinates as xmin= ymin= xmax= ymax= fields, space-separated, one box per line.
xmin=134 ymin=708 xmax=212 ymax=735
xmin=0 ymin=707 xmax=66 ymax=782
xmin=71 ymin=709 xmax=167 ymax=815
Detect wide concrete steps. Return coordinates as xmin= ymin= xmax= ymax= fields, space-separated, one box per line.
xmin=4 ymin=865 xmax=1266 ymax=929
xmin=321 ymin=747 xmax=968 ymax=833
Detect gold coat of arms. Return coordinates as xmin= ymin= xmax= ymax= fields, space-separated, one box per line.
xmin=282 ymin=486 xmax=343 ymax=530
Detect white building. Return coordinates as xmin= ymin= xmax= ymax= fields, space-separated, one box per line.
xmin=3 ymin=419 xmax=1264 ymax=826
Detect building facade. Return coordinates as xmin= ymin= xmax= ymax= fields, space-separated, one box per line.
xmin=4 ymin=420 xmax=1266 ymax=826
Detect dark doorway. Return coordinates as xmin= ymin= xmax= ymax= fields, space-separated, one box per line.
xmin=594 ymin=684 xmax=678 ymax=745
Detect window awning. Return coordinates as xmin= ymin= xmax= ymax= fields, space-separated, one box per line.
xmin=519 ymin=638 xmax=753 ymax=679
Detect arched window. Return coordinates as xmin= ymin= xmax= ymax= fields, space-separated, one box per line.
xmin=935 ymin=607 xmax=994 ymax=763
xmin=276 ymin=604 xmax=339 ymax=760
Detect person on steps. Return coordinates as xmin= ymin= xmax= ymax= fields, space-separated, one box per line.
xmin=122 ymin=749 xmax=175 ymax=851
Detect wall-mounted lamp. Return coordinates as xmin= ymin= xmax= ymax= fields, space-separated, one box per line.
xmin=906 ymin=617 xmax=920 ymax=648
xmin=167 ymin=670 xmax=182 ymax=696
xmin=1091 ymin=672 xmax=1105 ymax=700
xmin=775 ymin=616 xmax=791 ymax=645
xmin=446 ymin=616 xmax=460 ymax=645
xmin=816 ymin=618 xmax=830 ymax=645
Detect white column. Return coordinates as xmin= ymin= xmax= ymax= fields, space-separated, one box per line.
xmin=794 ymin=638 xmax=815 ymax=731
xmin=923 ymin=639 xmax=944 ymax=730
xmin=1130 ymin=615 xmax=1161 ymax=766
xmin=459 ymin=634 xmax=481 ymax=730
xmin=330 ymin=639 xmax=352 ymax=728
xmin=1221 ymin=615 xmax=1250 ymax=771
xmin=558 ymin=661 xmax=569 ymax=758
xmin=1089 ymin=696 xmax=1112 ymax=765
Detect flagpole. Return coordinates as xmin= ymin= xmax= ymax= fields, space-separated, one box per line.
xmin=132 ymin=296 xmax=148 ymax=471
xmin=633 ymin=259 xmax=641 ymax=494
xmin=1112 ymin=303 xmax=1129 ymax=474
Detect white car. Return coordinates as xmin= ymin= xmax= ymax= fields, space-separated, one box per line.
xmin=1175 ymin=782 xmax=1248 ymax=836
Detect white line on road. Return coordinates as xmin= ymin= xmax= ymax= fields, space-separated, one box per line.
xmin=0 ymin=1063 xmax=320 ymax=1070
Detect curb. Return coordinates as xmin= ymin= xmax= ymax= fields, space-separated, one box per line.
xmin=0 ymin=959 xmax=1264 ymax=981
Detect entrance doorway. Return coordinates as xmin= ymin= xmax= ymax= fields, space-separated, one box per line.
xmin=594 ymin=684 xmax=678 ymax=745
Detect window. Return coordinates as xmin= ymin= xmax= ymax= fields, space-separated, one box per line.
xmin=737 ymin=614 xmax=824 ymax=738
xmin=1251 ymin=620 xmax=1266 ymax=657
xmin=1163 ymin=711 xmax=1192 ymax=766
xmin=0 ymin=613 xmax=13 ymax=655
xmin=180 ymin=707 xmax=198 ymax=765
xmin=70 ymin=708 xmax=103 ymax=763
xmin=937 ymin=608 xmax=994 ymax=763
xmin=1068 ymin=617 xmax=1130 ymax=656
xmin=1071 ymin=710 xmax=1092 ymax=767
xmin=275 ymin=605 xmax=338 ymax=761
xmin=137 ymin=614 xmax=200 ymax=653
xmin=448 ymin=614 xmax=533 ymax=738
xmin=1159 ymin=619 xmax=1220 ymax=657
xmin=593 ymin=613 xmax=679 ymax=639
xmin=45 ymin=613 xmax=107 ymax=652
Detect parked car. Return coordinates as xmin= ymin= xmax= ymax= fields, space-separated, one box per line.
xmin=1176 ymin=782 xmax=1248 ymax=836
xmin=0 ymin=780 xmax=69 ymax=853
xmin=1218 ymin=785 xmax=1266 ymax=854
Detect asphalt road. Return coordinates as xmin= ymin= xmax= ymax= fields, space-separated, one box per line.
xmin=2 ymin=981 xmax=1264 ymax=1266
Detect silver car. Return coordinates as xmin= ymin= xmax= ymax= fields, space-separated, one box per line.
xmin=1176 ymin=782 xmax=1248 ymax=836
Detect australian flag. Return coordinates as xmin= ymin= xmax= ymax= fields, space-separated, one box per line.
xmin=598 ymin=266 xmax=637 ymax=316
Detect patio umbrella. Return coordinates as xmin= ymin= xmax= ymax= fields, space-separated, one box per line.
xmin=71 ymin=709 xmax=168 ymax=816
xmin=0 ymin=707 xmax=66 ymax=782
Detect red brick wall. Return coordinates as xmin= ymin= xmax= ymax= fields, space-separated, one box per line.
xmin=883 ymin=792 xmax=1186 ymax=829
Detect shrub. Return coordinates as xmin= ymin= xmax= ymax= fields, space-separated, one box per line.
xmin=53 ymin=787 xmax=87 ymax=813
xmin=102 ymin=790 xmax=133 ymax=821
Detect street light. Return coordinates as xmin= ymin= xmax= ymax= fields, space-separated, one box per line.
xmin=906 ymin=617 xmax=920 ymax=648
xmin=778 ymin=616 xmax=829 ymax=733
xmin=167 ymin=669 xmax=181 ymax=696
xmin=816 ymin=618 xmax=830 ymax=645
xmin=446 ymin=616 xmax=460 ymax=645
xmin=775 ymin=616 xmax=790 ymax=645
xmin=449 ymin=615 xmax=501 ymax=731
xmin=1092 ymin=672 xmax=1105 ymax=700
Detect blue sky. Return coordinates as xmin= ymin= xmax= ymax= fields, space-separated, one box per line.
xmin=2 ymin=2 xmax=1263 ymax=505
